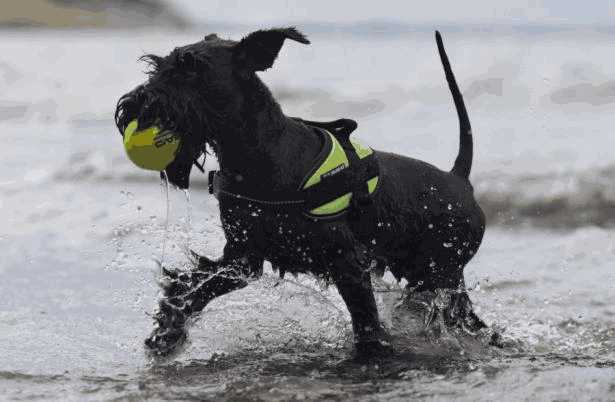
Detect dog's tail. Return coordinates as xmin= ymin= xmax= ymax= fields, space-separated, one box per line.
xmin=436 ymin=30 xmax=473 ymax=180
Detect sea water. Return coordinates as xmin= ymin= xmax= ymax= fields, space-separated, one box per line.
xmin=0 ymin=27 xmax=614 ymax=401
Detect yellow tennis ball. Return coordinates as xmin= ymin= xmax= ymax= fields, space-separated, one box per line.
xmin=123 ymin=120 xmax=180 ymax=171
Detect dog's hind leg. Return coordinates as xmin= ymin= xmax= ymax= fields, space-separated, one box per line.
xmin=397 ymin=227 xmax=489 ymax=336
xmin=145 ymin=244 xmax=263 ymax=356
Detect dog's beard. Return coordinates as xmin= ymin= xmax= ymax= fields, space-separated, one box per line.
xmin=163 ymin=157 xmax=193 ymax=189
xmin=157 ymin=132 xmax=204 ymax=189
xmin=162 ymin=143 xmax=209 ymax=189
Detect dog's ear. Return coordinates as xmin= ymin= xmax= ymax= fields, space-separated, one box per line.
xmin=234 ymin=27 xmax=310 ymax=72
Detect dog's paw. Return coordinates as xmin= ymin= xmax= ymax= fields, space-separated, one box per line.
xmin=353 ymin=339 xmax=394 ymax=361
xmin=145 ymin=299 xmax=190 ymax=357
xmin=144 ymin=325 xmax=188 ymax=358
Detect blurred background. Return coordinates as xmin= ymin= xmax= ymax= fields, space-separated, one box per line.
xmin=1 ymin=1 xmax=614 ymax=401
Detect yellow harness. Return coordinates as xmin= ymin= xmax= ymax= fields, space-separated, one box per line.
xmin=209 ymin=119 xmax=380 ymax=221
xmin=302 ymin=131 xmax=379 ymax=217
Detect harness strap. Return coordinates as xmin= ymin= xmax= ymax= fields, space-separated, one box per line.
xmin=291 ymin=117 xmax=357 ymax=138
xmin=325 ymin=126 xmax=379 ymax=233
xmin=208 ymin=169 xmax=305 ymax=204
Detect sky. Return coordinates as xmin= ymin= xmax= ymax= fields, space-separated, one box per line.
xmin=168 ymin=0 xmax=615 ymax=26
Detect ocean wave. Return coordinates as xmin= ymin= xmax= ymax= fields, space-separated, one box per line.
xmin=0 ymin=370 xmax=65 ymax=383
xmin=550 ymin=81 xmax=615 ymax=106
xmin=475 ymin=164 xmax=615 ymax=229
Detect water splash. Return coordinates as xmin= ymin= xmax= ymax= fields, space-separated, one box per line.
xmin=159 ymin=171 xmax=170 ymax=275
xmin=157 ymin=173 xmax=194 ymax=274
xmin=387 ymin=288 xmax=500 ymax=356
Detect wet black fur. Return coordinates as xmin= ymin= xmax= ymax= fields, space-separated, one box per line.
xmin=115 ymin=28 xmax=487 ymax=357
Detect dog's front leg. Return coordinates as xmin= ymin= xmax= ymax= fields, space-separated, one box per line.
xmin=331 ymin=249 xmax=391 ymax=357
xmin=145 ymin=243 xmax=263 ymax=356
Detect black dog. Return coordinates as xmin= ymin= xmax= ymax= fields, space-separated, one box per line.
xmin=115 ymin=28 xmax=487 ymax=357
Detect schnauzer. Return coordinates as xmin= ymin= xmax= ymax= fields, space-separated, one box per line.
xmin=115 ymin=28 xmax=487 ymax=357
